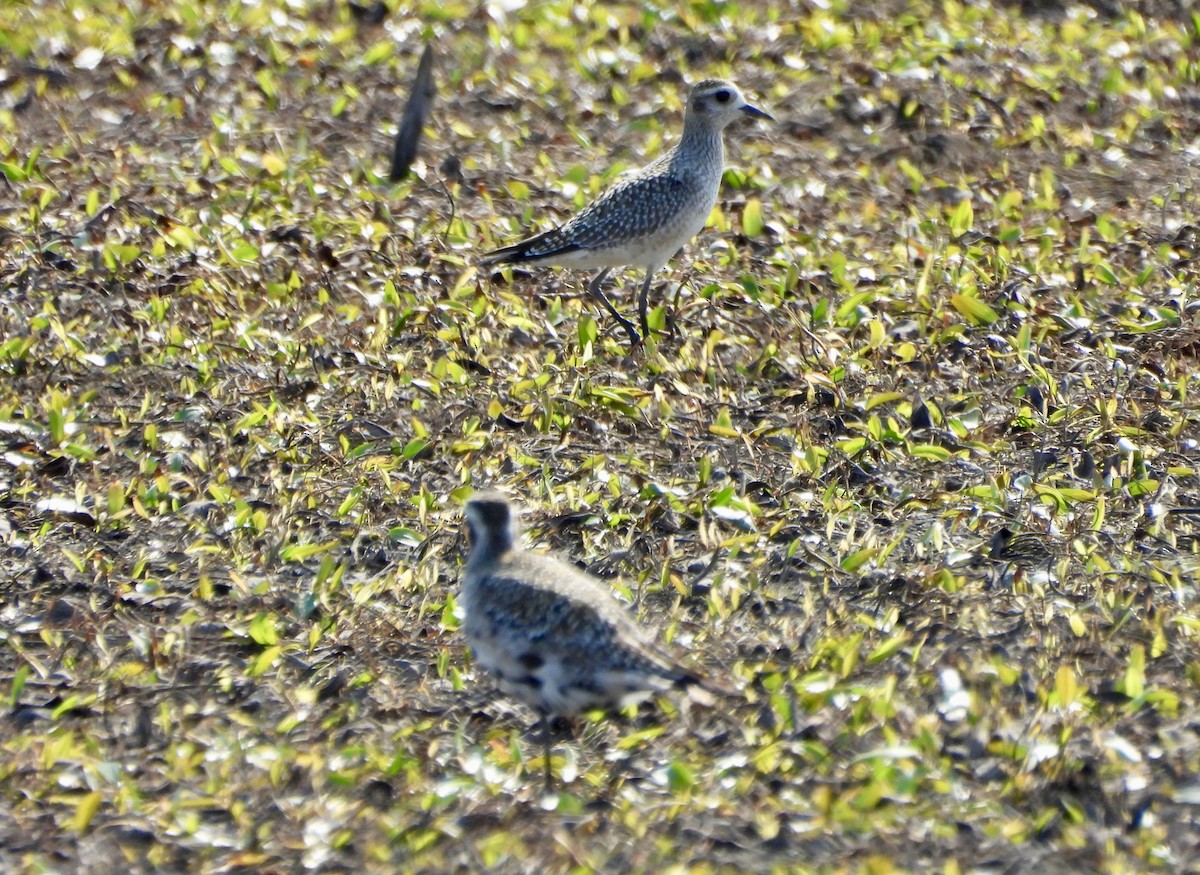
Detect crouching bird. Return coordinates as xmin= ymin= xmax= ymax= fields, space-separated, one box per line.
xmin=459 ymin=490 xmax=728 ymax=789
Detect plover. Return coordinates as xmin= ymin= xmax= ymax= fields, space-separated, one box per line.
xmin=481 ymin=79 xmax=772 ymax=347
xmin=459 ymin=490 xmax=723 ymax=787
xmin=989 ymin=527 xmax=1062 ymax=585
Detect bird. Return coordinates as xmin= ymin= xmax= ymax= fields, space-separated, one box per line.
xmin=459 ymin=490 xmax=724 ymax=789
xmin=988 ymin=527 xmax=1062 ymax=585
xmin=480 ymin=78 xmax=772 ymax=348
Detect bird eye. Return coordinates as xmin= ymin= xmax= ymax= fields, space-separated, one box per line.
xmin=714 ymin=89 xmax=731 ymax=104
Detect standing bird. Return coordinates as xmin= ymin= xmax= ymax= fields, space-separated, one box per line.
xmin=460 ymin=490 xmax=723 ymax=789
xmin=989 ymin=527 xmax=1062 ymax=585
xmin=480 ymin=79 xmax=772 ymax=348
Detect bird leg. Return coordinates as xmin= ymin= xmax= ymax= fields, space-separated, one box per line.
xmin=637 ymin=270 xmax=655 ymax=340
xmin=538 ymin=711 xmax=554 ymax=792
xmin=585 ymin=269 xmax=641 ymax=348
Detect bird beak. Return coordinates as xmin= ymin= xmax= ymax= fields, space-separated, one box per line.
xmin=740 ymin=103 xmax=773 ymax=122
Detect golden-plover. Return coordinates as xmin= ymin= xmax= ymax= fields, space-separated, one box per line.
xmin=989 ymin=527 xmax=1062 ymax=585
xmin=481 ymin=79 xmax=772 ymax=347
xmin=460 ymin=490 xmax=721 ymax=788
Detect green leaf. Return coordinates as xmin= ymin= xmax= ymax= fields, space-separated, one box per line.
xmin=402 ymin=439 xmax=430 ymax=459
xmin=948 ymin=198 xmax=974 ymax=236
xmin=949 ymin=294 xmax=998 ymax=326
xmin=868 ymin=632 xmax=909 ymax=663
xmin=261 ymin=152 xmax=286 ymax=176
xmin=837 ymin=437 xmax=868 ymax=456
xmin=841 ymin=548 xmax=877 ymax=572
xmin=9 ymin=665 xmax=28 ymax=706
xmin=1055 ymin=665 xmax=1077 ymax=708
xmin=578 ymin=314 xmax=598 ymax=348
xmin=709 ymin=408 xmax=739 ymax=438
xmin=71 ymin=792 xmax=103 ymax=834
xmin=1123 ymin=645 xmax=1145 ymax=699
xmin=1093 ymin=261 xmax=1118 ymax=284
xmin=0 ymin=161 xmax=28 ymax=182
xmin=615 ymin=725 xmax=666 ymax=750
xmin=103 ymin=244 xmax=142 ymax=267
xmin=363 ymin=40 xmax=393 ymax=65
xmin=666 ymin=761 xmax=696 ymax=791
xmin=388 ymin=527 xmax=424 ymax=548
xmin=51 ymin=695 xmax=84 ymax=719
xmin=280 ymin=541 xmax=337 ymax=561
xmin=255 ymin=69 xmax=277 ymax=101
xmin=166 ymin=225 xmax=200 ymax=248
xmin=909 ymin=444 xmax=951 ymax=461
xmin=742 ymin=197 xmax=764 ymax=236
xmin=1056 ymin=487 xmax=1095 ymax=502
xmin=248 ymin=612 xmax=279 ymax=646
xmin=836 ymin=291 xmax=877 ymax=325
xmin=228 ymin=243 xmax=260 ymax=264
xmin=1127 ymin=479 xmax=1159 ymax=497
xmin=106 ymin=483 xmax=126 ymax=516
xmin=441 ymin=593 xmax=458 ymax=630
xmin=249 ymin=646 xmax=282 ymax=676
xmin=865 ymin=392 xmax=903 ymax=411
xmin=336 ymin=490 xmax=361 ymax=516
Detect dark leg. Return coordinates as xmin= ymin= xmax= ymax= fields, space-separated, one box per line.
xmin=539 ymin=711 xmax=553 ymax=791
xmin=585 ymin=269 xmax=641 ymax=348
xmin=637 ymin=270 xmax=655 ymax=340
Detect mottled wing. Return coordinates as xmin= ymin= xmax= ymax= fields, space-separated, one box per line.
xmin=555 ymin=168 xmax=695 ymax=251
xmin=481 ymin=162 xmax=696 ymax=264
xmin=485 ymin=553 xmax=694 ymax=684
xmin=478 ymin=225 xmax=583 ymax=266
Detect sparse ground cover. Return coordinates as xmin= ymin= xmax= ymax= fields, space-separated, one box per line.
xmin=1 ymin=0 xmax=1199 ymax=871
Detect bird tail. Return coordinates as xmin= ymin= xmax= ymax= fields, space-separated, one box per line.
xmin=676 ymin=669 xmax=738 ymax=706
xmin=480 ymin=226 xmax=581 ymax=267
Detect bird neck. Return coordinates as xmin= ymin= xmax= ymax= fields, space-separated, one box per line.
xmin=469 ymin=525 xmax=517 ymax=567
xmin=673 ymin=120 xmax=725 ymax=177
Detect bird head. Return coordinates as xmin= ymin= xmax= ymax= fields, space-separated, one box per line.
xmin=687 ymin=79 xmax=773 ymax=128
xmin=465 ymin=490 xmax=519 ymax=557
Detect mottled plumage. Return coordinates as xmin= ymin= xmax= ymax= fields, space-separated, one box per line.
xmin=989 ymin=527 xmax=1062 ymax=585
xmin=481 ymin=79 xmax=771 ymax=347
xmin=990 ymin=528 xmax=1059 ymax=567
xmin=460 ymin=491 xmax=719 ymax=787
